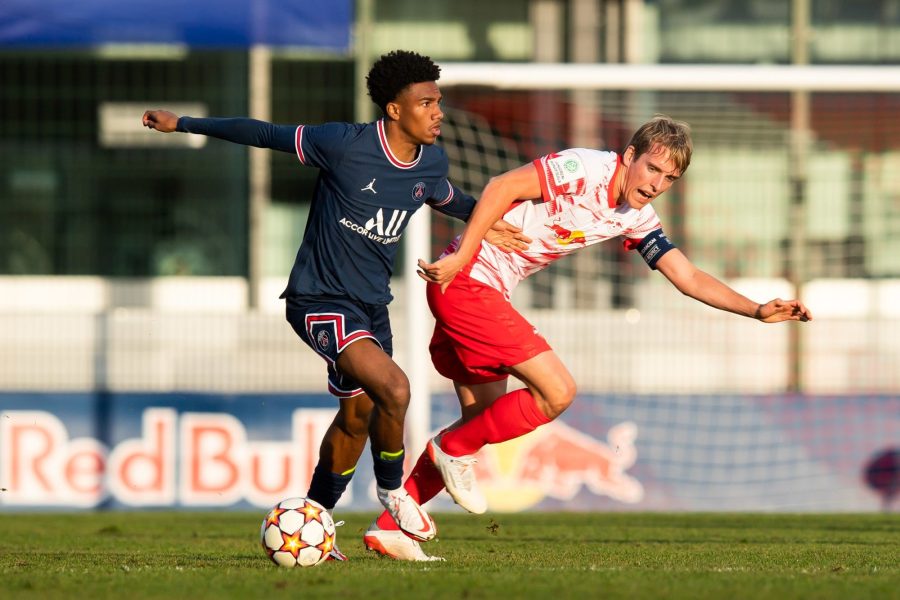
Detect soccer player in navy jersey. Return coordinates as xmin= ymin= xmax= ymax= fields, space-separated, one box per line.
xmin=143 ymin=50 xmax=527 ymax=562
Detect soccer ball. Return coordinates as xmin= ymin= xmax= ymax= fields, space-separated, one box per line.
xmin=260 ymin=497 xmax=336 ymax=567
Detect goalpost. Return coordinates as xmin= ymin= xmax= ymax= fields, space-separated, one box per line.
xmin=403 ymin=62 xmax=900 ymax=509
xmin=439 ymin=63 xmax=900 ymax=92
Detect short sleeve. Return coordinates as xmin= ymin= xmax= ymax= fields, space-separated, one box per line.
xmin=532 ymin=148 xmax=617 ymax=215
xmin=295 ymin=122 xmax=357 ymax=170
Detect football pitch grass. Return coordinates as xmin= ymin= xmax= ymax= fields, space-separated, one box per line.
xmin=1 ymin=512 xmax=896 ymax=599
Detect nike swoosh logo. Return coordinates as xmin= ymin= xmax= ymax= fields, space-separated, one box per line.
xmin=414 ymin=505 xmax=432 ymax=534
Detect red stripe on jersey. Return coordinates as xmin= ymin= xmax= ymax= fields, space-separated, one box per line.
xmin=544 ymin=153 xmax=572 ymax=208
xmin=377 ymin=119 xmax=421 ymax=169
xmin=339 ymin=330 xmax=373 ymax=349
xmin=532 ymin=158 xmax=558 ymax=215
xmin=295 ymin=125 xmax=305 ymax=164
xmin=327 ymin=381 xmax=366 ymax=399
xmin=606 ymin=155 xmax=622 ymax=208
xmin=622 ymin=238 xmax=642 ymax=251
xmin=622 ymin=227 xmax=662 ymax=251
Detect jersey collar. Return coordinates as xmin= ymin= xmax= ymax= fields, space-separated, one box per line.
xmin=377 ymin=119 xmax=422 ymax=170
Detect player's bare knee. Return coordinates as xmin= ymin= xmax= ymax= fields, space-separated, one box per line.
xmin=374 ymin=373 xmax=411 ymax=417
xmin=543 ymin=378 xmax=576 ymax=419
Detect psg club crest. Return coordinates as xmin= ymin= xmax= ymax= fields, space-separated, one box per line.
xmin=412 ymin=182 xmax=426 ymax=201
xmin=316 ymin=330 xmax=330 ymax=350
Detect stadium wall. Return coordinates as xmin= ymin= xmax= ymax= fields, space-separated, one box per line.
xmin=1 ymin=277 xmax=899 ymax=394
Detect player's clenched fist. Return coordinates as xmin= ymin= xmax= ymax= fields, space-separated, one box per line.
xmin=142 ymin=110 xmax=178 ymax=133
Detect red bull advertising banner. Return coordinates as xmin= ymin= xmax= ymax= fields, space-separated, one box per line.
xmin=0 ymin=394 xmax=341 ymax=509
xmin=0 ymin=392 xmax=896 ymax=511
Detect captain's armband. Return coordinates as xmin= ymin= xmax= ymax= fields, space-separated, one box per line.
xmin=635 ymin=229 xmax=676 ymax=270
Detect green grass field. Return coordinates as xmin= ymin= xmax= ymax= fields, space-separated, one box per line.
xmin=0 ymin=512 xmax=896 ymax=599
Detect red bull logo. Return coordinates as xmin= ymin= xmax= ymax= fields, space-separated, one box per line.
xmin=471 ymin=421 xmax=643 ymax=512
xmin=0 ymin=408 xmax=336 ymax=508
xmin=548 ymin=223 xmax=587 ymax=246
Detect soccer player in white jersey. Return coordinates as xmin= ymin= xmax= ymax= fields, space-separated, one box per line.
xmin=367 ymin=115 xmax=813 ymax=555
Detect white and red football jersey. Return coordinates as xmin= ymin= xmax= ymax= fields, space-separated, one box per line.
xmin=448 ymin=148 xmax=663 ymax=300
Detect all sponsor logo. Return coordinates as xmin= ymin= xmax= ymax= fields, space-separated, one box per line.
xmin=338 ymin=207 xmax=407 ymax=245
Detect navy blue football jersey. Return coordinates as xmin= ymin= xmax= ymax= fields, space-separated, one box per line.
xmin=282 ymin=119 xmax=473 ymax=304
xmin=176 ymin=115 xmax=475 ymax=305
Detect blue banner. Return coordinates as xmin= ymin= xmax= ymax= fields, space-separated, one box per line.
xmin=0 ymin=0 xmax=351 ymax=49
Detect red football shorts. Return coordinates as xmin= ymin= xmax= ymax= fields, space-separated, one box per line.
xmin=426 ymin=272 xmax=551 ymax=385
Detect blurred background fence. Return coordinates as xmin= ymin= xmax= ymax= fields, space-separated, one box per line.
xmin=0 ymin=0 xmax=898 ymax=512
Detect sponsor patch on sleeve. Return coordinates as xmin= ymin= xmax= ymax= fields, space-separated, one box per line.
xmin=546 ymin=154 xmax=586 ymax=188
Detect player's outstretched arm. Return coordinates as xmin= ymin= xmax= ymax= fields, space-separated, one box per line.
xmin=141 ymin=110 xmax=296 ymax=153
xmin=656 ymin=248 xmax=812 ymax=323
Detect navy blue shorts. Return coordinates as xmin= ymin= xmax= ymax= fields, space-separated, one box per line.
xmin=285 ymin=295 xmax=393 ymax=398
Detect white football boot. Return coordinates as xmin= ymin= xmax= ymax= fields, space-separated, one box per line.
xmin=363 ymin=521 xmax=444 ymax=562
xmin=427 ymin=436 xmax=487 ymax=514
xmin=376 ymin=486 xmax=437 ymax=542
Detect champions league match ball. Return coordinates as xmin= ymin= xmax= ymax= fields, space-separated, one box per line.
xmin=260 ymin=497 xmax=336 ymax=567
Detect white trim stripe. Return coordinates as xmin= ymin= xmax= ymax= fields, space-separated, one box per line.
xmin=376 ymin=119 xmax=422 ymax=169
xmin=304 ymin=312 xmax=375 ymax=364
xmin=431 ymin=180 xmax=454 ymax=207
xmin=327 ymin=380 xmax=366 ymax=399
xmin=295 ymin=125 xmax=305 ymax=164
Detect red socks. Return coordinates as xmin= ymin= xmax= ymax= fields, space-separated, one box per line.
xmin=440 ymin=389 xmax=550 ymax=456
xmin=375 ymin=390 xmax=550 ymax=532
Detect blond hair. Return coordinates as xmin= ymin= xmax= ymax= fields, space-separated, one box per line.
xmin=626 ymin=115 xmax=693 ymax=174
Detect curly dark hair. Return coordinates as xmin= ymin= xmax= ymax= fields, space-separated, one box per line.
xmin=366 ymin=50 xmax=441 ymax=116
